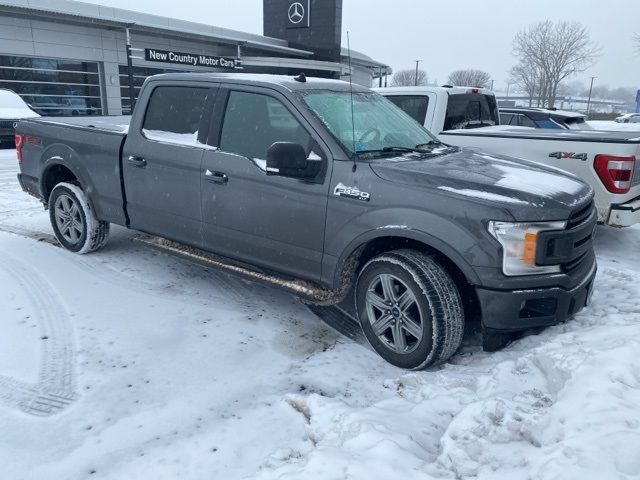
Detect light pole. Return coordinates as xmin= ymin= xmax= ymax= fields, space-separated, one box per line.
xmin=490 ymin=79 xmax=495 ymax=90
xmin=586 ymin=76 xmax=596 ymax=115
xmin=414 ymin=60 xmax=421 ymax=86
xmin=506 ymin=82 xmax=511 ymax=98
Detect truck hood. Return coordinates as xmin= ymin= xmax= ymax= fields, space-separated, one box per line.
xmin=369 ymin=148 xmax=593 ymax=218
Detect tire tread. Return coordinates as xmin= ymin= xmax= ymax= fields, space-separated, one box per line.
xmin=357 ymin=249 xmax=464 ymax=369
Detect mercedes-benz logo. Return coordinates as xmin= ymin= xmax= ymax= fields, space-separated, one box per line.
xmin=13 ymin=122 xmax=18 ymax=129
xmin=288 ymin=2 xmax=305 ymax=24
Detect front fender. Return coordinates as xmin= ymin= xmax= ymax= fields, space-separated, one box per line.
xmin=323 ymin=207 xmax=502 ymax=288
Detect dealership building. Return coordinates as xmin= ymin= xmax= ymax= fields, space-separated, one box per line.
xmin=0 ymin=0 xmax=390 ymax=116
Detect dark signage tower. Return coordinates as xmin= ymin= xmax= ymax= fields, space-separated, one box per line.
xmin=263 ymin=0 xmax=343 ymax=77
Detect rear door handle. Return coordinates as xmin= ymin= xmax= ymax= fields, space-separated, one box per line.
xmin=127 ymin=155 xmax=147 ymax=168
xmin=204 ymin=169 xmax=228 ymax=184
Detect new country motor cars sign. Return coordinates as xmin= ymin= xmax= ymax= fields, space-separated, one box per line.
xmin=145 ymin=48 xmax=239 ymax=69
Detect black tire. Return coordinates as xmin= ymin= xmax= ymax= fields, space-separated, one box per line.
xmin=355 ymin=249 xmax=464 ymax=369
xmin=48 ymin=182 xmax=110 ymax=254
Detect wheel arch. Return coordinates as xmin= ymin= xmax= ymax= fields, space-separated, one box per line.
xmin=39 ymin=144 xmax=93 ymax=207
xmin=331 ymin=229 xmax=483 ymax=323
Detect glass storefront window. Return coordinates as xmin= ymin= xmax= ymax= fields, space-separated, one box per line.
xmin=0 ymin=54 xmax=102 ymax=116
xmin=119 ymin=66 xmax=181 ymax=114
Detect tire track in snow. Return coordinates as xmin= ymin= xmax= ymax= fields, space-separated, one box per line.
xmin=0 ymin=221 xmax=264 ymax=305
xmin=0 ymin=249 xmax=77 ymax=416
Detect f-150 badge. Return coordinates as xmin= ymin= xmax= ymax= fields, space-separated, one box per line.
xmin=549 ymin=152 xmax=588 ymax=161
xmin=334 ymin=183 xmax=370 ymax=202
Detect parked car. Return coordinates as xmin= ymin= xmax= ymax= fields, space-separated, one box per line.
xmin=21 ymin=95 xmax=65 ymax=116
xmin=16 ymin=73 xmax=597 ymax=369
xmin=500 ymin=107 xmax=591 ymax=130
xmin=0 ymin=89 xmax=39 ymax=147
xmin=615 ymin=113 xmax=640 ymax=124
xmin=377 ymin=86 xmax=640 ymax=227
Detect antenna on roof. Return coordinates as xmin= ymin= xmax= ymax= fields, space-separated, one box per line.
xmin=293 ymin=72 xmax=306 ymax=83
xmin=347 ymin=31 xmax=357 ymax=173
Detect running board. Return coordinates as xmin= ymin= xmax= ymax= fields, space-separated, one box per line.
xmin=132 ymin=235 xmax=340 ymax=304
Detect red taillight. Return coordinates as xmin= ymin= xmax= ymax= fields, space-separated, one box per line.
xmin=594 ymin=154 xmax=636 ymax=194
xmin=15 ymin=133 xmax=24 ymax=164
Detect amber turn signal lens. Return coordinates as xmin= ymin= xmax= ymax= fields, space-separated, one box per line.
xmin=522 ymin=232 xmax=537 ymax=265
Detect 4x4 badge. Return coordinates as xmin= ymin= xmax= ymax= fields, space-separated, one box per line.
xmin=334 ymin=183 xmax=370 ymax=202
xmin=549 ymin=152 xmax=588 ymax=161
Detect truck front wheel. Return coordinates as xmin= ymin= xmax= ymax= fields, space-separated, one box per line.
xmin=49 ymin=182 xmax=110 ymax=254
xmin=355 ymin=249 xmax=464 ymax=369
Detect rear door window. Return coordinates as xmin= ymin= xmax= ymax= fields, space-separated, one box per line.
xmin=142 ymin=86 xmax=210 ymax=145
xmin=500 ymin=113 xmax=517 ymax=125
xmin=533 ymin=118 xmax=562 ymax=129
xmin=519 ymin=115 xmax=537 ymax=128
xmin=443 ymin=94 xmax=499 ymax=131
xmin=386 ymin=95 xmax=429 ymax=125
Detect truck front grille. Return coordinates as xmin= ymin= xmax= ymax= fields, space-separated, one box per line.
xmin=536 ymin=202 xmax=597 ymax=273
xmin=566 ymin=201 xmax=594 ymax=230
xmin=0 ymin=120 xmax=17 ymax=129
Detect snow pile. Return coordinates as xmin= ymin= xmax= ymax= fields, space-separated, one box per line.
xmin=1 ymin=148 xmax=640 ymax=479
xmin=253 ymin=268 xmax=640 ymax=479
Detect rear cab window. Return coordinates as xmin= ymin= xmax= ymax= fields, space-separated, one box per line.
xmin=142 ymin=86 xmax=210 ymax=145
xmin=386 ymin=95 xmax=429 ymax=125
xmin=443 ymin=93 xmax=499 ymax=131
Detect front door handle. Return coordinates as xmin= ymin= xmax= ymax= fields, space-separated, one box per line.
xmin=127 ymin=155 xmax=147 ymax=168
xmin=204 ymin=169 xmax=228 ymax=184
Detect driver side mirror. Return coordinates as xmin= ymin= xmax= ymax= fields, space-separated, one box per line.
xmin=266 ymin=142 xmax=321 ymax=179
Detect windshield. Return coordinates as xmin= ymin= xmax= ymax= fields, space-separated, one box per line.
xmin=443 ymin=93 xmax=499 ymax=130
xmin=302 ymin=90 xmax=438 ymax=156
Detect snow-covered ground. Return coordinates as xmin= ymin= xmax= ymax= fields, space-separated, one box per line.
xmin=1 ymin=148 xmax=639 ymax=479
xmin=587 ymin=120 xmax=640 ymax=132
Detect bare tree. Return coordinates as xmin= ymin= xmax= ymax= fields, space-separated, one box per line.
xmin=513 ymin=20 xmax=599 ymax=107
xmin=447 ymin=69 xmax=491 ymax=88
xmin=509 ymin=60 xmax=541 ymax=106
xmin=391 ymin=69 xmax=428 ymax=87
xmin=635 ymin=33 xmax=640 ymax=54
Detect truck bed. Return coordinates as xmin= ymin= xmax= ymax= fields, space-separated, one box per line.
xmin=17 ymin=115 xmax=131 ymax=226
xmin=441 ymin=125 xmax=640 ymax=144
xmin=28 ymin=115 xmax=131 ymax=135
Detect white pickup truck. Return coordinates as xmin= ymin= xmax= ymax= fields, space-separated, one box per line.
xmin=376 ymin=86 xmax=640 ymax=227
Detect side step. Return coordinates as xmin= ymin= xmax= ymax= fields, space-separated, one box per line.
xmin=132 ymin=234 xmax=341 ymax=304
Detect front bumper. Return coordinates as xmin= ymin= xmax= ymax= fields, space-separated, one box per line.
xmin=608 ymin=197 xmax=640 ymax=227
xmin=476 ymin=261 xmax=596 ymax=331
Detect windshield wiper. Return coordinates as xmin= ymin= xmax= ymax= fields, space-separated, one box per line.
xmin=355 ymin=146 xmax=422 ymax=155
xmin=415 ymin=140 xmax=444 ymax=149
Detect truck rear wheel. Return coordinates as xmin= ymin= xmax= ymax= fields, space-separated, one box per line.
xmin=355 ymin=249 xmax=464 ymax=369
xmin=49 ymin=182 xmax=109 ymax=254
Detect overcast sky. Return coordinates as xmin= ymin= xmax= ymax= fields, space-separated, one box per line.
xmin=82 ymin=0 xmax=639 ymax=90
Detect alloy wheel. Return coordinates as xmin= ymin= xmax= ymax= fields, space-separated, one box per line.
xmin=365 ymin=273 xmax=424 ymax=354
xmin=54 ymin=194 xmax=84 ymax=244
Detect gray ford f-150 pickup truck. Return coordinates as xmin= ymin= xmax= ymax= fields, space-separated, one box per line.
xmin=15 ymin=73 xmax=597 ymax=369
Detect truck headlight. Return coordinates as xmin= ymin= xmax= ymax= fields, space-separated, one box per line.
xmin=488 ymin=221 xmax=567 ymax=276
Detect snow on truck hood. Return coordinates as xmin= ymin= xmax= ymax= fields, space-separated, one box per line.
xmin=369 ymin=148 xmax=593 ymax=213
